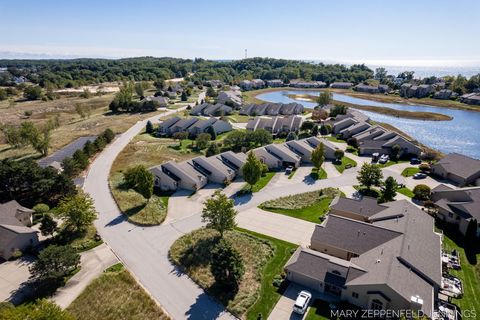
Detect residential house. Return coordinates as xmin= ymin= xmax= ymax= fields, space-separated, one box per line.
xmin=339 ymin=121 xmax=371 ymax=139
xmin=332 ymin=118 xmax=357 ymax=134
xmin=358 ymin=133 xmax=421 ymax=157
xmin=355 ymin=84 xmax=389 ymax=94
xmin=330 ymin=82 xmax=354 ymax=89
xmin=329 ymin=196 xmax=387 ymax=222
xmin=0 ymin=200 xmax=39 ymax=260
xmin=431 ymin=153 xmax=480 ymax=187
xmin=189 ymin=103 xmax=210 ymax=116
xmin=217 ymin=90 xmax=242 ymax=108
xmin=191 ymin=156 xmax=236 ymax=184
xmin=151 ymin=160 xmax=207 ymax=191
xmin=303 ymin=137 xmax=338 ymax=160
xmin=166 ymin=91 xmax=177 ymax=99
xmin=157 ymin=116 xmax=181 ymax=136
xmin=141 ymin=95 xmax=169 ymax=108
xmin=285 ymin=200 xmax=442 ymax=318
xmin=216 ymin=151 xmax=247 ymax=176
xmin=169 ymin=118 xmax=199 ymax=134
xmin=264 ymin=144 xmax=301 ymax=168
xmin=187 ymin=118 xmax=218 ymax=137
xmin=266 ymin=79 xmax=284 ymax=87
xmin=459 ymin=93 xmax=480 ymax=105
xmin=239 ymin=79 xmax=265 ymax=90
xmin=400 ymin=83 xmax=434 ymax=98
xmin=289 ymin=80 xmax=326 ymax=88
xmin=246 ymin=116 xmax=303 ymax=134
xmin=252 ymin=147 xmax=282 ymax=169
xmin=204 ymin=80 xmax=223 ymax=87
xmin=433 ymin=89 xmax=458 ymax=100
xmin=285 ymin=140 xmax=315 ymax=162
xmin=431 ymin=184 xmax=480 ymax=236
xmin=239 ymin=103 xmax=304 ymax=116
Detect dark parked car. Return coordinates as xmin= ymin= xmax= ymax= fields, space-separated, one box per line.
xmin=410 ymin=158 xmax=421 ymax=165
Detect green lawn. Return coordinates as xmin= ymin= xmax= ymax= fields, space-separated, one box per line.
xmin=259 ymin=188 xmax=341 ymax=223
xmin=441 ymin=228 xmax=480 ymax=313
xmin=397 ymin=187 xmax=414 ymax=198
xmin=333 ymin=156 xmax=357 ymax=173
xmin=306 ymin=299 xmax=334 ymax=320
xmin=401 ymin=167 xmax=420 ymax=177
xmin=310 ymin=167 xmax=327 ymax=180
xmin=227 ymin=113 xmax=251 ymax=123
xmin=288 ymin=169 xmax=297 ymax=179
xmin=68 ymin=264 xmax=169 ymax=320
xmin=238 ymin=228 xmax=297 ymax=320
xmin=377 ymin=160 xmax=408 ymax=168
xmin=325 ymin=136 xmax=345 ymax=143
xmin=246 ymin=172 xmax=276 ymax=193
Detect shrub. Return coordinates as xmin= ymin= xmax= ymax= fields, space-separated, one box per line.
xmin=419 ymin=163 xmax=431 ymax=172
xmin=102 ymin=128 xmax=115 ymax=143
xmin=413 ymin=184 xmax=431 ymax=200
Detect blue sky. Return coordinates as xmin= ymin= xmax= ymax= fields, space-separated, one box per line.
xmin=1 ymin=0 xmax=479 ymax=65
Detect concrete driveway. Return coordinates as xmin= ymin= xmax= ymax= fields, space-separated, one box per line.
xmin=236 ymin=207 xmax=316 ymax=246
xmin=52 ymin=243 xmax=118 ymax=308
xmin=0 ymin=255 xmax=34 ymax=304
xmin=268 ymin=284 xmax=308 ymax=320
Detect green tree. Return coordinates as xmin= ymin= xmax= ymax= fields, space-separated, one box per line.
xmin=93 ymin=136 xmax=107 ymax=151
xmin=380 ymin=176 xmax=397 ymax=203
xmin=311 ymin=143 xmax=325 ymax=172
xmin=202 ymin=190 xmax=237 ymax=238
xmin=357 ymin=163 xmax=383 ymax=190
xmin=311 ymin=125 xmax=319 ymax=136
xmin=39 ymin=213 xmax=57 ymax=236
xmin=0 ymin=125 xmax=22 ymax=148
xmin=123 ymin=165 xmax=154 ymax=201
xmin=319 ymin=124 xmax=329 ymax=136
xmin=224 ymin=130 xmax=247 ymax=151
xmin=33 ymin=203 xmax=50 ymax=215
xmin=102 ymin=128 xmax=115 ymax=143
xmin=146 ymin=120 xmax=154 ymax=134
xmin=172 ymin=131 xmax=188 ymax=146
xmin=413 ymin=184 xmax=431 ymax=201
xmin=391 ymin=144 xmax=402 ymax=160
xmin=0 ymin=299 xmax=75 ymax=320
xmin=205 ymin=126 xmax=217 ymax=140
xmin=181 ymin=91 xmax=188 ymax=101
xmin=56 ymin=191 xmax=97 ymax=233
xmin=285 ymin=131 xmax=297 ymax=141
xmin=316 ymin=90 xmax=332 ymax=107
xmin=206 ymin=142 xmax=220 ymax=157
xmin=30 ymin=245 xmax=80 ymax=281
xmin=23 ymin=85 xmax=43 ymax=100
xmin=195 ymin=133 xmax=211 ymax=150
xmin=82 ymin=140 xmax=96 ymax=157
xmin=109 ymin=82 xmax=134 ymax=112
xmin=242 ymin=152 xmax=263 ymax=191
xmin=245 ymin=129 xmax=272 ymax=148
xmin=206 ymin=86 xmax=217 ymax=97
xmin=0 ymin=88 xmax=7 ymax=101
xmin=72 ymin=149 xmax=89 ymax=170
xmin=329 ymin=104 xmax=348 ymax=117
xmin=134 ymin=82 xmax=145 ymax=99
xmin=300 ymin=121 xmax=315 ymax=132
xmin=61 ymin=157 xmax=79 ymax=177
xmin=334 ymin=149 xmax=344 ymax=162
xmin=210 ymin=239 xmax=244 ymax=288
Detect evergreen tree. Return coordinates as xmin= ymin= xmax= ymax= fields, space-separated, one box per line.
xmin=206 ymin=142 xmax=220 ymax=157
xmin=242 ymin=152 xmax=263 ymax=191
xmin=205 ymin=126 xmax=217 ymax=140
xmin=146 ymin=120 xmax=154 ymax=134
xmin=210 ymin=239 xmax=244 ymax=288
xmin=380 ymin=176 xmax=397 ymax=203
xmin=39 ymin=213 xmax=58 ymax=236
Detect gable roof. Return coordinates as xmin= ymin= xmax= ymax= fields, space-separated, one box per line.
xmin=0 ymin=200 xmax=36 ymax=235
xmin=330 ymin=196 xmax=387 ymax=219
xmin=432 ymin=153 xmax=480 ymax=180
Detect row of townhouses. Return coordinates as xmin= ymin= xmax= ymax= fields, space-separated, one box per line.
xmin=149 ymin=136 xmax=338 ymax=191
xmin=246 ymin=115 xmax=303 ymax=134
xmin=239 ymin=102 xmax=304 ymax=116
xmin=157 ymin=116 xmax=232 ymax=137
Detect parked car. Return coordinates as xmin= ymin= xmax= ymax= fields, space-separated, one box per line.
xmin=285 ymin=166 xmax=294 ymax=175
xmin=410 ymin=158 xmax=421 ymax=165
xmin=293 ymin=290 xmax=312 ymax=314
xmin=378 ymin=154 xmax=389 ymax=164
xmin=372 ymin=152 xmax=380 ymax=162
xmin=413 ymin=172 xmax=427 ymax=179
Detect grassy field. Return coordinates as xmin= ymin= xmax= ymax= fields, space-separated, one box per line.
xmin=259 ymin=188 xmax=340 ymax=223
xmin=440 ymin=226 xmax=480 ymax=314
xmin=0 ymin=93 xmax=171 ymax=161
xmin=169 ymin=228 xmax=275 ymax=317
xmin=238 ymin=228 xmax=297 ymax=320
xmin=325 ymin=136 xmax=345 ymax=143
xmin=68 ymin=264 xmax=169 ymax=320
xmin=110 ymin=132 xmax=200 ymax=225
xmin=333 ymin=156 xmax=357 ymax=173
xmin=401 ymin=167 xmax=420 ymax=177
xmin=227 ymin=113 xmax=251 ymax=123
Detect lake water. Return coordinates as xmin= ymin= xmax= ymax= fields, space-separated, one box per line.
xmin=256 ymin=90 xmax=480 ymax=159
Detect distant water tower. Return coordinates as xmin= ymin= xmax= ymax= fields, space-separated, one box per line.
xmin=245 ymin=49 xmax=247 ymax=59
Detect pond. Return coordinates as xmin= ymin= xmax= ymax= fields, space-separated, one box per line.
xmin=256 ymin=90 xmax=480 ymax=159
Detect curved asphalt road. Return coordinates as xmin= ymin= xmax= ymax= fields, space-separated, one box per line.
xmin=84 ymin=93 xmax=237 ymax=320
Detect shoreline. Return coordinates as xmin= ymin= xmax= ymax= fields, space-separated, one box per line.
xmin=242 ymin=86 xmax=479 ymax=112
xmin=285 ymin=93 xmax=453 ymax=121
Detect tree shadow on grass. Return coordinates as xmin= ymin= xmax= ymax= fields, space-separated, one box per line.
xmin=124 ymin=203 xmax=147 ymax=218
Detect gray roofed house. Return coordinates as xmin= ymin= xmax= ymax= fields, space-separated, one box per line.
xmin=431 ymin=153 xmax=480 ymax=187
xmin=339 ymin=121 xmax=371 ymax=139
xmin=189 ymin=103 xmax=210 ymax=116
xmin=246 ymin=115 xmax=303 ymax=134
xmin=285 ymin=199 xmax=441 ymax=317
xmin=329 ymin=196 xmax=387 ymax=221
xmin=289 ymin=80 xmax=327 ymax=88
xmin=460 ymin=93 xmax=480 ymax=105
xmin=304 ymin=137 xmax=338 ymax=160
xmin=191 ymin=156 xmax=235 ymax=184
xmin=38 ymin=136 xmax=97 ymax=170
xmin=266 ymin=79 xmax=284 ymax=87
xmin=187 ymin=118 xmax=217 ymax=136
xmin=216 ymin=90 xmax=242 ymax=108
xmin=330 ymin=82 xmax=354 ymax=89
xmin=264 ymin=144 xmax=301 ymax=168
xmin=239 ymin=103 xmax=304 ymax=116
xmin=157 ymin=116 xmax=181 ymax=136
xmin=431 ymin=185 xmax=480 ymax=236
xmin=217 ymin=151 xmax=246 ymax=176
xmin=169 ymin=117 xmax=199 ymax=134
xmin=0 ymin=200 xmax=39 ymax=260
xmin=141 ymin=95 xmax=169 ymax=107
xmin=358 ymin=131 xmax=421 ymax=157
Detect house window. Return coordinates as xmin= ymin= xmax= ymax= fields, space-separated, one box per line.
xmin=448 ymin=213 xmax=453 ymax=218
xmin=332 ymin=270 xmax=341 ymax=276
xmin=352 ymin=292 xmax=359 ymax=299
xmin=456 ymin=216 xmax=460 ymax=221
xmin=371 ymin=299 xmax=383 ymax=310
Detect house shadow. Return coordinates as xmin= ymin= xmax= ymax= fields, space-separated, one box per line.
xmin=185 ymin=291 xmax=230 ymax=320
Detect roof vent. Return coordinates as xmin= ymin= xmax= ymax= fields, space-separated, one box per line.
xmin=381 ymin=248 xmax=384 ymax=255
xmin=376 ymin=259 xmax=381 ymax=263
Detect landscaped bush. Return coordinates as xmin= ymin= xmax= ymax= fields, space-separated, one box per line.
xmin=261 ymin=188 xmax=340 ymax=210
xmin=413 ymin=184 xmax=431 ymax=200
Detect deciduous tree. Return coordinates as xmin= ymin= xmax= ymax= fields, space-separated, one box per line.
xmin=30 ymin=245 xmax=80 ymax=281
xmin=202 ymin=190 xmax=237 ymax=238
xmin=56 ymin=191 xmax=97 ymax=233
xmin=357 ymin=163 xmax=383 ymax=190
xmin=242 ymin=152 xmax=263 ymax=191
xmin=311 ymin=143 xmax=325 ymax=172
xmin=380 ymin=176 xmax=397 ymax=203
